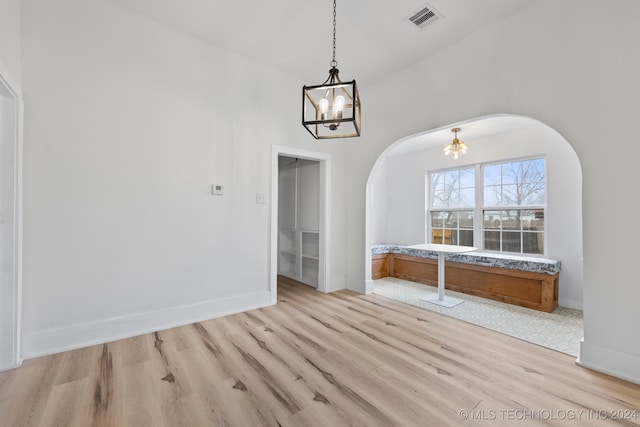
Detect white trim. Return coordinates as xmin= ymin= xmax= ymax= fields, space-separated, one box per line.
xmin=0 ymin=66 xmax=23 ymax=371
xmin=426 ymin=156 xmax=546 ymax=254
xmin=271 ymin=145 xmax=331 ymax=299
xmin=577 ymin=339 xmax=640 ymax=385
xmin=364 ymin=279 xmax=375 ymax=294
xmin=22 ymin=290 xmax=271 ymax=359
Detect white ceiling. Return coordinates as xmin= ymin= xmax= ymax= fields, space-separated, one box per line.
xmin=107 ymin=0 xmax=533 ymax=87
xmin=385 ymin=115 xmax=540 ymax=157
xmin=105 ymin=0 xmax=537 ymax=150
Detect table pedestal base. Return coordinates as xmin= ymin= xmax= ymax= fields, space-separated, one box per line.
xmin=419 ymin=294 xmax=464 ymax=308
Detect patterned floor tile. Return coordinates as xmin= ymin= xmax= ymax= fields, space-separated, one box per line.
xmin=374 ymin=277 xmax=583 ymax=357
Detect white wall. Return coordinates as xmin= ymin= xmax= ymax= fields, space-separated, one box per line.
xmin=374 ymin=123 xmax=583 ymax=309
xmin=0 ymin=0 xmax=22 ymax=371
xmin=350 ymin=0 xmax=640 ymax=383
xmin=0 ymin=94 xmax=18 ymax=370
xmin=0 ymin=0 xmax=21 ymax=86
xmin=20 ymin=0 xmax=348 ymax=357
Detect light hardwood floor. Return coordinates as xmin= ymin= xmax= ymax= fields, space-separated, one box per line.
xmin=1 ymin=277 xmax=639 ymax=426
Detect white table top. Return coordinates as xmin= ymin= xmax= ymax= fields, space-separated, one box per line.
xmin=407 ymin=243 xmax=477 ymax=254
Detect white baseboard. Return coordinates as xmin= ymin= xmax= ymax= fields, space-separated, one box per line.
xmin=328 ymin=275 xmax=346 ymax=293
xmin=0 ymin=361 xmax=22 ymax=372
xmin=558 ymin=297 xmax=583 ymax=310
xmin=364 ymin=279 xmax=375 ymax=294
xmin=576 ymin=339 xmax=640 ymax=385
xmin=21 ymin=290 xmax=273 ymax=359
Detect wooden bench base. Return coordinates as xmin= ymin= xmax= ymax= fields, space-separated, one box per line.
xmin=373 ymin=253 xmax=559 ymax=312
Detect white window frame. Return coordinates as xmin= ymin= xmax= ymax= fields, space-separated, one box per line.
xmin=427 ymin=165 xmax=477 ymax=247
xmin=427 ymin=156 xmax=546 ymax=256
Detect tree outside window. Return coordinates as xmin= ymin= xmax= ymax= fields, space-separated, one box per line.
xmin=429 ymin=167 xmax=474 ymax=246
xmin=427 ymin=158 xmax=545 ymax=255
xmin=483 ymin=158 xmax=545 ymax=255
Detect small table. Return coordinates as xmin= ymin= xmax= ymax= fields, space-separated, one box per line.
xmin=408 ymin=244 xmax=476 ymax=308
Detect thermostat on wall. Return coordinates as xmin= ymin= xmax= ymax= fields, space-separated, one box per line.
xmin=212 ymin=184 xmax=224 ymax=195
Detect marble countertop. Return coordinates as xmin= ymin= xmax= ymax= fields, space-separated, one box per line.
xmin=407 ymin=243 xmax=476 ymax=254
xmin=372 ymin=244 xmax=561 ymax=275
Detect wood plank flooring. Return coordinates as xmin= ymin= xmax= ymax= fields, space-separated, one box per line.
xmin=1 ymin=276 xmax=639 ymax=426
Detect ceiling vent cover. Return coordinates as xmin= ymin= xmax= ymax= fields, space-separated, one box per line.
xmin=407 ymin=4 xmax=442 ymax=29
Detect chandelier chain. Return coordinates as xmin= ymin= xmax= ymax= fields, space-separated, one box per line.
xmin=331 ymin=0 xmax=337 ymax=68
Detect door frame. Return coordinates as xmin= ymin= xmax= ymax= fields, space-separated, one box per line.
xmin=0 ymin=64 xmax=23 ymax=371
xmin=270 ymin=145 xmax=330 ymax=304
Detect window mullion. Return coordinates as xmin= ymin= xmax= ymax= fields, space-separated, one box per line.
xmin=475 ymin=163 xmax=482 ymax=250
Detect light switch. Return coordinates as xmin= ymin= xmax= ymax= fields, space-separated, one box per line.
xmin=212 ymin=184 xmax=223 ymax=195
xmin=256 ymin=193 xmax=267 ymax=204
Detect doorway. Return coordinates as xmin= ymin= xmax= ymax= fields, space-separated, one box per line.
xmin=270 ymin=146 xmax=330 ymax=304
xmin=277 ymin=156 xmax=320 ymax=289
xmin=0 ymin=71 xmax=22 ymax=371
xmin=364 ymin=114 xmax=584 ymax=357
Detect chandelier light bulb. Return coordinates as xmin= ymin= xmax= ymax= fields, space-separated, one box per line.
xmin=319 ymin=98 xmax=329 ymax=120
xmin=334 ymin=95 xmax=345 ymax=119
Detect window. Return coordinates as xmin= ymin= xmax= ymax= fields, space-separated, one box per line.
xmin=429 ymin=168 xmax=475 ymax=246
xmin=428 ymin=158 xmax=545 ymax=255
xmin=483 ymin=159 xmax=545 ymax=254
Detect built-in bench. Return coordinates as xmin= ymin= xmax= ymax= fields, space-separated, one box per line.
xmin=372 ymin=244 xmax=561 ymax=312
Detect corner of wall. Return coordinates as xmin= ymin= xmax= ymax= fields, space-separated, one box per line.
xmin=577 ymin=339 xmax=640 ymax=386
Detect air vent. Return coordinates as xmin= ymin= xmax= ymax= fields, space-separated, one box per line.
xmin=407 ymin=4 xmax=442 ymax=29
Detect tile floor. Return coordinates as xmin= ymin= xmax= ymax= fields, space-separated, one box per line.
xmin=373 ymin=277 xmax=583 ymax=357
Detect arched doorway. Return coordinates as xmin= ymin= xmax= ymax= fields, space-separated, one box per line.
xmin=364 ymin=114 xmax=584 ymax=355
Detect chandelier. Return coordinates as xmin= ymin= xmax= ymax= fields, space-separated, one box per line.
xmin=302 ymin=0 xmax=361 ymax=139
xmin=444 ymin=127 xmax=468 ymax=159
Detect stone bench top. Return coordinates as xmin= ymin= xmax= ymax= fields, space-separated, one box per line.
xmin=372 ymin=244 xmax=561 ymax=275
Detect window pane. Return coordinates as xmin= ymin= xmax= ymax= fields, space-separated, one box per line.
xmin=502 ymin=231 xmax=521 ymax=252
xmin=483 ymin=210 xmax=501 ymax=229
xmin=521 ymin=183 xmax=545 ymax=205
xmin=523 ymin=158 xmax=545 ymax=183
xmin=502 ymin=162 xmax=521 ymax=185
xmin=448 ymin=189 xmax=459 ymax=208
xmin=484 ymin=231 xmax=500 ymax=251
xmin=458 ymin=210 xmax=474 ymax=229
xmin=430 ymin=168 xmax=475 ymax=209
xmin=459 ymin=230 xmax=474 ymax=246
xmin=430 ymin=211 xmax=446 ymax=228
xmin=431 ymin=227 xmax=452 ymax=244
xmin=443 ymin=211 xmax=456 ymax=228
xmin=444 ymin=170 xmax=458 ymax=188
xmin=484 ymin=186 xmax=501 ymax=206
xmin=459 ymin=168 xmax=475 ymax=188
xmin=431 ymin=210 xmax=473 ymax=246
xmin=459 ymin=188 xmax=475 ymax=207
xmin=502 ymin=184 xmax=519 ymax=205
xmin=431 ymin=171 xmax=444 ymax=189
xmin=431 ymin=189 xmax=446 ymax=208
xmin=430 ymin=172 xmax=444 ymax=206
xmin=501 ymin=210 xmax=521 ymax=230
xmin=484 ymin=164 xmax=501 ymax=186
xmin=522 ymin=209 xmax=544 ymax=231
xmin=523 ymin=232 xmax=544 ymax=254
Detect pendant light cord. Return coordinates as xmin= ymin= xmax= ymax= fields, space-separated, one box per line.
xmin=331 ymin=0 xmax=337 ymax=68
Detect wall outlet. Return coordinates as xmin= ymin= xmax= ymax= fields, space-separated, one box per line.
xmin=256 ymin=193 xmax=267 ymax=204
xmin=212 ymin=184 xmax=223 ymax=195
